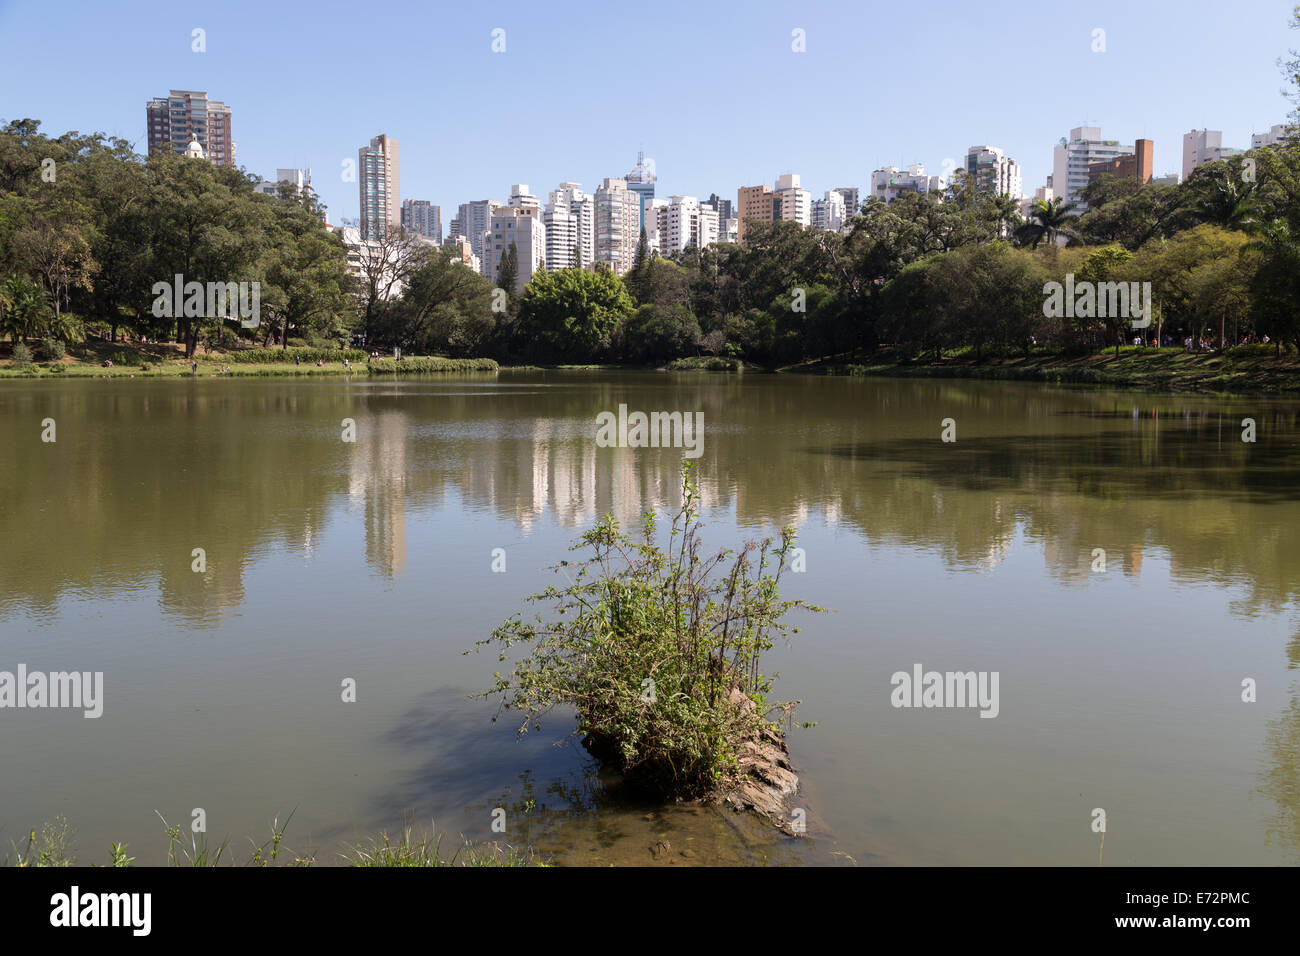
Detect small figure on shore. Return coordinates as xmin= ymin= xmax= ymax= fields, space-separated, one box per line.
xmin=191 ymin=361 xmax=198 ymax=374
xmin=295 ymin=355 xmax=300 ymax=365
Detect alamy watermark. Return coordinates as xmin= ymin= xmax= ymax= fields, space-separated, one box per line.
xmin=1 ymin=665 xmax=103 ymax=718
xmin=595 ymin=404 xmax=704 ymax=458
xmin=151 ymin=274 xmax=260 ymax=328
xmin=1043 ymin=273 xmax=1151 ymax=329
xmin=890 ymin=663 xmax=999 ymax=718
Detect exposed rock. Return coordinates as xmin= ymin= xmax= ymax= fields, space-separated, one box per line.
xmin=718 ymin=687 xmax=801 ymax=832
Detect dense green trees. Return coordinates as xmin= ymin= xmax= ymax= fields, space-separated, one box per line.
xmin=0 ymin=119 xmax=355 ymax=356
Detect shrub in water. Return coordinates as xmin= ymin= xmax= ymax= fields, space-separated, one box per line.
xmin=474 ymin=463 xmax=820 ymax=798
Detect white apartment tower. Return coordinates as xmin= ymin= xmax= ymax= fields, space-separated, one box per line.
xmin=654 ymin=196 xmax=719 ymax=255
xmin=480 ymin=205 xmax=546 ymax=293
xmin=871 ymin=164 xmax=945 ymax=203
xmin=812 ymin=190 xmax=848 ymax=232
xmin=965 ymin=145 xmax=1023 ymax=199
xmin=775 ymin=173 xmax=811 ymax=226
xmin=1251 ymin=124 xmax=1291 ymax=149
xmin=544 ymin=183 xmax=595 ymax=269
xmin=1053 ymin=127 xmax=1130 ymax=206
xmin=1182 ymin=129 xmax=1245 ymax=179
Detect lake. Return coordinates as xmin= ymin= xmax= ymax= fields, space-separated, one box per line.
xmin=2 ymin=371 xmax=1298 ymax=866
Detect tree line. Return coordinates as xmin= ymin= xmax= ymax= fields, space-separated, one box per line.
xmin=3 ymin=10 xmax=1299 ymax=366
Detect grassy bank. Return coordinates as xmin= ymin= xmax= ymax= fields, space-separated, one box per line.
xmin=803 ymin=345 xmax=1300 ymax=395
xmin=0 ymin=341 xmax=498 ymax=379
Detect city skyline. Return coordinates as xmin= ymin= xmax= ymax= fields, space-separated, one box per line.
xmin=0 ymin=0 xmax=1295 ymax=226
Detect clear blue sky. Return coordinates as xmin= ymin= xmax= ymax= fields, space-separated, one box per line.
xmin=1 ymin=0 xmax=1295 ymax=225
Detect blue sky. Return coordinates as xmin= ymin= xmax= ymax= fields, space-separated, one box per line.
xmin=0 ymin=0 xmax=1295 ymax=225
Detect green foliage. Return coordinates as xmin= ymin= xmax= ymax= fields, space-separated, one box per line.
xmin=619 ymin=303 xmax=701 ymax=362
xmin=474 ymin=463 xmax=821 ymax=798
xmin=8 ymin=816 xmax=74 ymax=866
xmin=39 ymin=336 xmax=64 ymax=361
xmin=517 ymin=267 xmax=634 ymax=360
xmin=367 ymin=356 xmax=499 ymax=373
xmin=11 ymin=341 xmax=32 ymax=366
xmin=223 ymin=347 xmax=366 ymax=364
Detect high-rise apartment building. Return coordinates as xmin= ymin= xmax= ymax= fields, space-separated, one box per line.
xmin=480 ymin=205 xmax=546 ymax=293
xmin=145 ymin=90 xmax=235 ymax=166
xmin=508 ymin=184 xmax=541 ymax=210
xmin=1053 ymin=127 xmax=1131 ymax=206
xmin=736 ymin=184 xmax=779 ymax=242
xmin=965 ymin=146 xmax=1023 ymax=199
xmin=1252 ymin=124 xmax=1291 ymax=148
xmin=706 ymin=193 xmax=734 ymax=223
xmin=871 ymin=164 xmax=945 ymax=203
xmin=401 ymin=199 xmax=442 ymax=240
xmin=775 ymin=174 xmax=811 ymax=226
xmin=546 ymin=183 xmax=595 ymax=270
xmin=453 ymin=200 xmax=502 ymax=266
xmin=358 ymin=134 xmax=400 ymax=241
xmin=736 ymin=174 xmax=811 ymax=240
xmin=594 ymin=178 xmax=641 ymax=274
xmin=625 ymin=152 xmax=656 ymax=233
xmin=812 ymin=190 xmax=847 ymax=232
xmin=543 ymin=204 xmax=578 ymax=270
xmin=833 ymin=187 xmax=860 ymax=217
xmin=1182 ymin=129 xmax=1243 ymax=180
xmin=653 ymin=196 xmax=719 ymax=256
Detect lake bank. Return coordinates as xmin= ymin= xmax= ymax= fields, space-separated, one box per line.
xmin=799 ymin=345 xmax=1300 ymax=394
xmin=5 ymin=340 xmax=1299 ymax=393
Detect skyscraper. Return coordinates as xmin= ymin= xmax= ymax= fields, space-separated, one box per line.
xmin=594 ymin=178 xmax=642 ymax=274
xmin=625 ymin=151 xmax=656 ymax=233
xmin=145 ymin=90 xmax=235 ymax=166
xmin=544 ymin=182 xmax=595 ymax=270
xmin=358 ymin=134 xmax=400 ymax=241
xmin=454 ymin=200 xmax=502 ymax=269
xmin=401 ymin=199 xmax=442 ymax=240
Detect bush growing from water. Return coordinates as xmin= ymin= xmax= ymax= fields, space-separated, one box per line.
xmin=474 ymin=463 xmax=820 ymax=798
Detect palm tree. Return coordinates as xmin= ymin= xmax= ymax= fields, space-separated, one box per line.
xmin=1014 ymin=197 xmax=1079 ymax=249
xmin=1197 ymin=167 xmax=1262 ymax=232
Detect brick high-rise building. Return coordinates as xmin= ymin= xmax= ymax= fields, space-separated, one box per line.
xmin=736 ymin=184 xmax=779 ymax=241
xmin=1088 ymin=139 xmax=1154 ymax=188
xmin=145 ymin=90 xmax=235 ymax=166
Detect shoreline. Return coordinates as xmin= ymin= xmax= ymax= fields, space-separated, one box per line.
xmin=4 ymin=344 xmax=1300 ymax=395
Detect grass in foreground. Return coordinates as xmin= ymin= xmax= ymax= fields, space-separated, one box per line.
xmin=5 ymin=814 xmax=542 ymax=867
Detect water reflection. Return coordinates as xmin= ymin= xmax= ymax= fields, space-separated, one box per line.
xmin=3 ymin=374 xmax=1300 ymax=864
